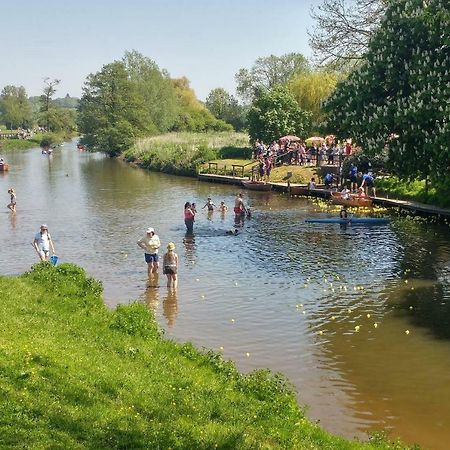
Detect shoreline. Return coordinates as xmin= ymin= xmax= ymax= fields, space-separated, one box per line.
xmin=122 ymin=155 xmax=450 ymax=222
xmin=0 ymin=263 xmax=402 ymax=449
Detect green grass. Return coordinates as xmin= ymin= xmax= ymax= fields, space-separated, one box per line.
xmin=123 ymin=132 xmax=251 ymax=176
xmin=376 ymin=176 xmax=450 ymax=208
xmin=0 ymin=263 xmax=409 ymax=449
xmin=0 ymin=131 xmax=75 ymax=153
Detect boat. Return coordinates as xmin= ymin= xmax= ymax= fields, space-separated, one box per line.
xmin=0 ymin=163 xmax=9 ymax=172
xmin=289 ymin=185 xmax=309 ymax=196
xmin=330 ymin=191 xmax=373 ymax=207
xmin=305 ymin=217 xmax=389 ymax=225
xmin=241 ymin=180 xmax=272 ymax=191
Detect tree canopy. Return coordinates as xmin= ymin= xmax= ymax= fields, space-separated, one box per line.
xmin=247 ymin=86 xmax=311 ymax=144
xmin=77 ymin=51 xmax=230 ymax=155
xmin=323 ymin=0 xmax=450 ymax=186
xmin=0 ymin=85 xmax=32 ymax=129
xmin=309 ymin=0 xmax=386 ymax=68
xmin=288 ymin=71 xmax=343 ymax=128
xmin=205 ymin=88 xmax=246 ymax=131
xmin=235 ymin=53 xmax=310 ymax=102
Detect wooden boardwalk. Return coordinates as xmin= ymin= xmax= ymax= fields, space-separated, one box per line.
xmin=197 ymin=173 xmax=450 ymax=221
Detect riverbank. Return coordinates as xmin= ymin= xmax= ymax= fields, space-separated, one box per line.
xmin=123 ymin=131 xmax=250 ymax=176
xmin=0 ymin=131 xmax=75 ymax=153
xmin=0 ymin=263 xmax=408 ymax=449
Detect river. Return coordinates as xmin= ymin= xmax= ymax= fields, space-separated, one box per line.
xmin=1 ymin=140 xmax=450 ymax=449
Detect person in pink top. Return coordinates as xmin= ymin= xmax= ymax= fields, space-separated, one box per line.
xmin=184 ymin=202 xmax=195 ymax=234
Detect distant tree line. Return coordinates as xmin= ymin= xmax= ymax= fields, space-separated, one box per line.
xmin=0 ymin=79 xmax=78 ymax=133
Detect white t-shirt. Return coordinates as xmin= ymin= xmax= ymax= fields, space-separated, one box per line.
xmin=35 ymin=232 xmax=52 ymax=251
xmin=138 ymin=234 xmax=161 ymax=254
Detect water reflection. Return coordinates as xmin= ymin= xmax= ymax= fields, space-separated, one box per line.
xmin=163 ymin=289 xmax=178 ymax=328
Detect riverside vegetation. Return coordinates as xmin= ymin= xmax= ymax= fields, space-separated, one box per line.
xmin=0 ymin=263 xmax=410 ymax=449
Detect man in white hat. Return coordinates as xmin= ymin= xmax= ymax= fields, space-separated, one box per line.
xmin=137 ymin=227 xmax=161 ymax=277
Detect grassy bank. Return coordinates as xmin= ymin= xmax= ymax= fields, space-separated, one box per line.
xmin=123 ymin=132 xmax=251 ymax=176
xmin=376 ymin=176 xmax=450 ymax=208
xmin=0 ymin=263 xmax=406 ymax=449
xmin=0 ymin=131 xmax=75 ymax=153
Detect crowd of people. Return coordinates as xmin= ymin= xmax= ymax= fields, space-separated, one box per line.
xmin=253 ymin=138 xmax=353 ymax=174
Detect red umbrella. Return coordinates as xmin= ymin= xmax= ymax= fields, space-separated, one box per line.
xmin=279 ymin=135 xmax=301 ymax=142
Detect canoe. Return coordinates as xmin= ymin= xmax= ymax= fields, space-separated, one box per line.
xmin=242 ymin=180 xmax=272 ymax=191
xmin=305 ymin=218 xmax=389 ymax=225
xmin=289 ymin=185 xmax=309 ymax=196
xmin=290 ymin=185 xmax=327 ymax=196
xmin=331 ymin=191 xmax=373 ymax=207
xmin=0 ymin=163 xmax=9 ymax=172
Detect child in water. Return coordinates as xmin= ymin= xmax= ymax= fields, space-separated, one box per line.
xmin=7 ymin=188 xmax=16 ymax=213
xmin=202 ymin=198 xmax=216 ymax=211
xmin=219 ymin=201 xmax=228 ymax=212
xmin=163 ymin=242 xmax=178 ymax=289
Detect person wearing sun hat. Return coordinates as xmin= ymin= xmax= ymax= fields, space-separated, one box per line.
xmin=163 ymin=242 xmax=178 ymax=289
xmin=33 ymin=224 xmax=56 ymax=262
xmin=137 ymin=227 xmax=161 ymax=277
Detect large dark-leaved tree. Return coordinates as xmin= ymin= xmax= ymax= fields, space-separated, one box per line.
xmin=77 ymin=61 xmax=149 ymax=156
xmin=323 ymin=0 xmax=450 ymax=188
xmin=247 ymin=86 xmax=311 ymax=143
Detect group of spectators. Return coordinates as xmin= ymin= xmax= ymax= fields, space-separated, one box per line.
xmin=253 ymin=138 xmax=354 ymax=170
xmin=0 ymin=126 xmax=47 ymax=140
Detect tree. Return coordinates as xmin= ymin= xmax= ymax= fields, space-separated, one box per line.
xmin=309 ymin=0 xmax=386 ymax=68
xmin=323 ymin=0 xmax=450 ymax=187
xmin=0 ymin=85 xmax=32 ymax=129
xmin=77 ymin=61 xmax=148 ymax=155
xmin=247 ymin=86 xmax=311 ymax=143
xmin=123 ymin=50 xmax=179 ymax=133
xmin=288 ymin=71 xmax=343 ymax=127
xmin=39 ymin=78 xmax=60 ymax=130
xmin=205 ymin=88 xmax=246 ymax=130
xmin=235 ymin=53 xmax=310 ymax=102
xmin=171 ymin=78 xmax=231 ymax=132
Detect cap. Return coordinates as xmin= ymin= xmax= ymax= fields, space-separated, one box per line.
xmin=167 ymin=242 xmax=175 ymax=250
xmin=41 ymin=224 xmax=48 ymax=229
xmin=146 ymin=227 xmax=154 ymax=234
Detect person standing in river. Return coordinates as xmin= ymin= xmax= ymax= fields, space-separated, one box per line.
xmin=184 ymin=202 xmax=195 ymax=234
xmin=234 ymin=193 xmax=246 ymax=215
xmin=7 ymin=188 xmax=16 ymax=213
xmin=137 ymin=227 xmax=161 ymax=277
xmin=163 ymin=242 xmax=178 ymax=289
xmin=33 ymin=224 xmax=56 ymax=262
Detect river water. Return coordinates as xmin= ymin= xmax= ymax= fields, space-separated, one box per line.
xmin=1 ymin=141 xmax=450 ymax=449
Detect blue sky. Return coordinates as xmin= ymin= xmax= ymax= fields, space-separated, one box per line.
xmin=1 ymin=0 xmax=321 ymax=100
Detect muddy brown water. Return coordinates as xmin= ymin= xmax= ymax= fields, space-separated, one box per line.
xmin=1 ymin=141 xmax=450 ymax=449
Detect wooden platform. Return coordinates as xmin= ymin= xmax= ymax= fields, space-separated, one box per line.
xmin=197 ymin=173 xmax=450 ymax=220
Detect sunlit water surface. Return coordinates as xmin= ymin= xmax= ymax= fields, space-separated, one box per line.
xmin=1 ymin=141 xmax=450 ymax=449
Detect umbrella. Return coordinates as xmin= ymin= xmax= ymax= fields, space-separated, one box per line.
xmin=305 ymin=136 xmax=325 ymax=143
xmin=279 ymin=135 xmax=301 ymax=142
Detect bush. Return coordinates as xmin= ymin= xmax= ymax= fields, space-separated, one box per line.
xmin=111 ymin=303 xmax=160 ymax=338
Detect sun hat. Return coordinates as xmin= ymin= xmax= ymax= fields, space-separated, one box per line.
xmin=167 ymin=242 xmax=175 ymax=250
xmin=146 ymin=227 xmax=154 ymax=234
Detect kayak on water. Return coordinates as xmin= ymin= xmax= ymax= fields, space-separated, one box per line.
xmin=305 ymin=218 xmax=390 ymax=225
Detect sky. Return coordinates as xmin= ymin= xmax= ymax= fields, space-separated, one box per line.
xmin=1 ymin=0 xmax=322 ymax=101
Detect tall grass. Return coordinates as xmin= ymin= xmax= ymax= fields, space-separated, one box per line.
xmin=0 ymin=263 xmax=408 ymax=449
xmin=376 ymin=176 xmax=450 ymax=208
xmin=124 ymin=132 xmax=251 ymax=176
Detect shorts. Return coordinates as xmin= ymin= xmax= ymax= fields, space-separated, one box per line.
xmin=163 ymin=266 xmax=177 ymax=275
xmin=366 ymin=180 xmax=374 ymax=188
xmin=350 ymin=175 xmax=357 ymax=183
xmin=145 ymin=253 xmax=159 ymax=263
xmin=234 ymin=207 xmax=244 ymax=215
